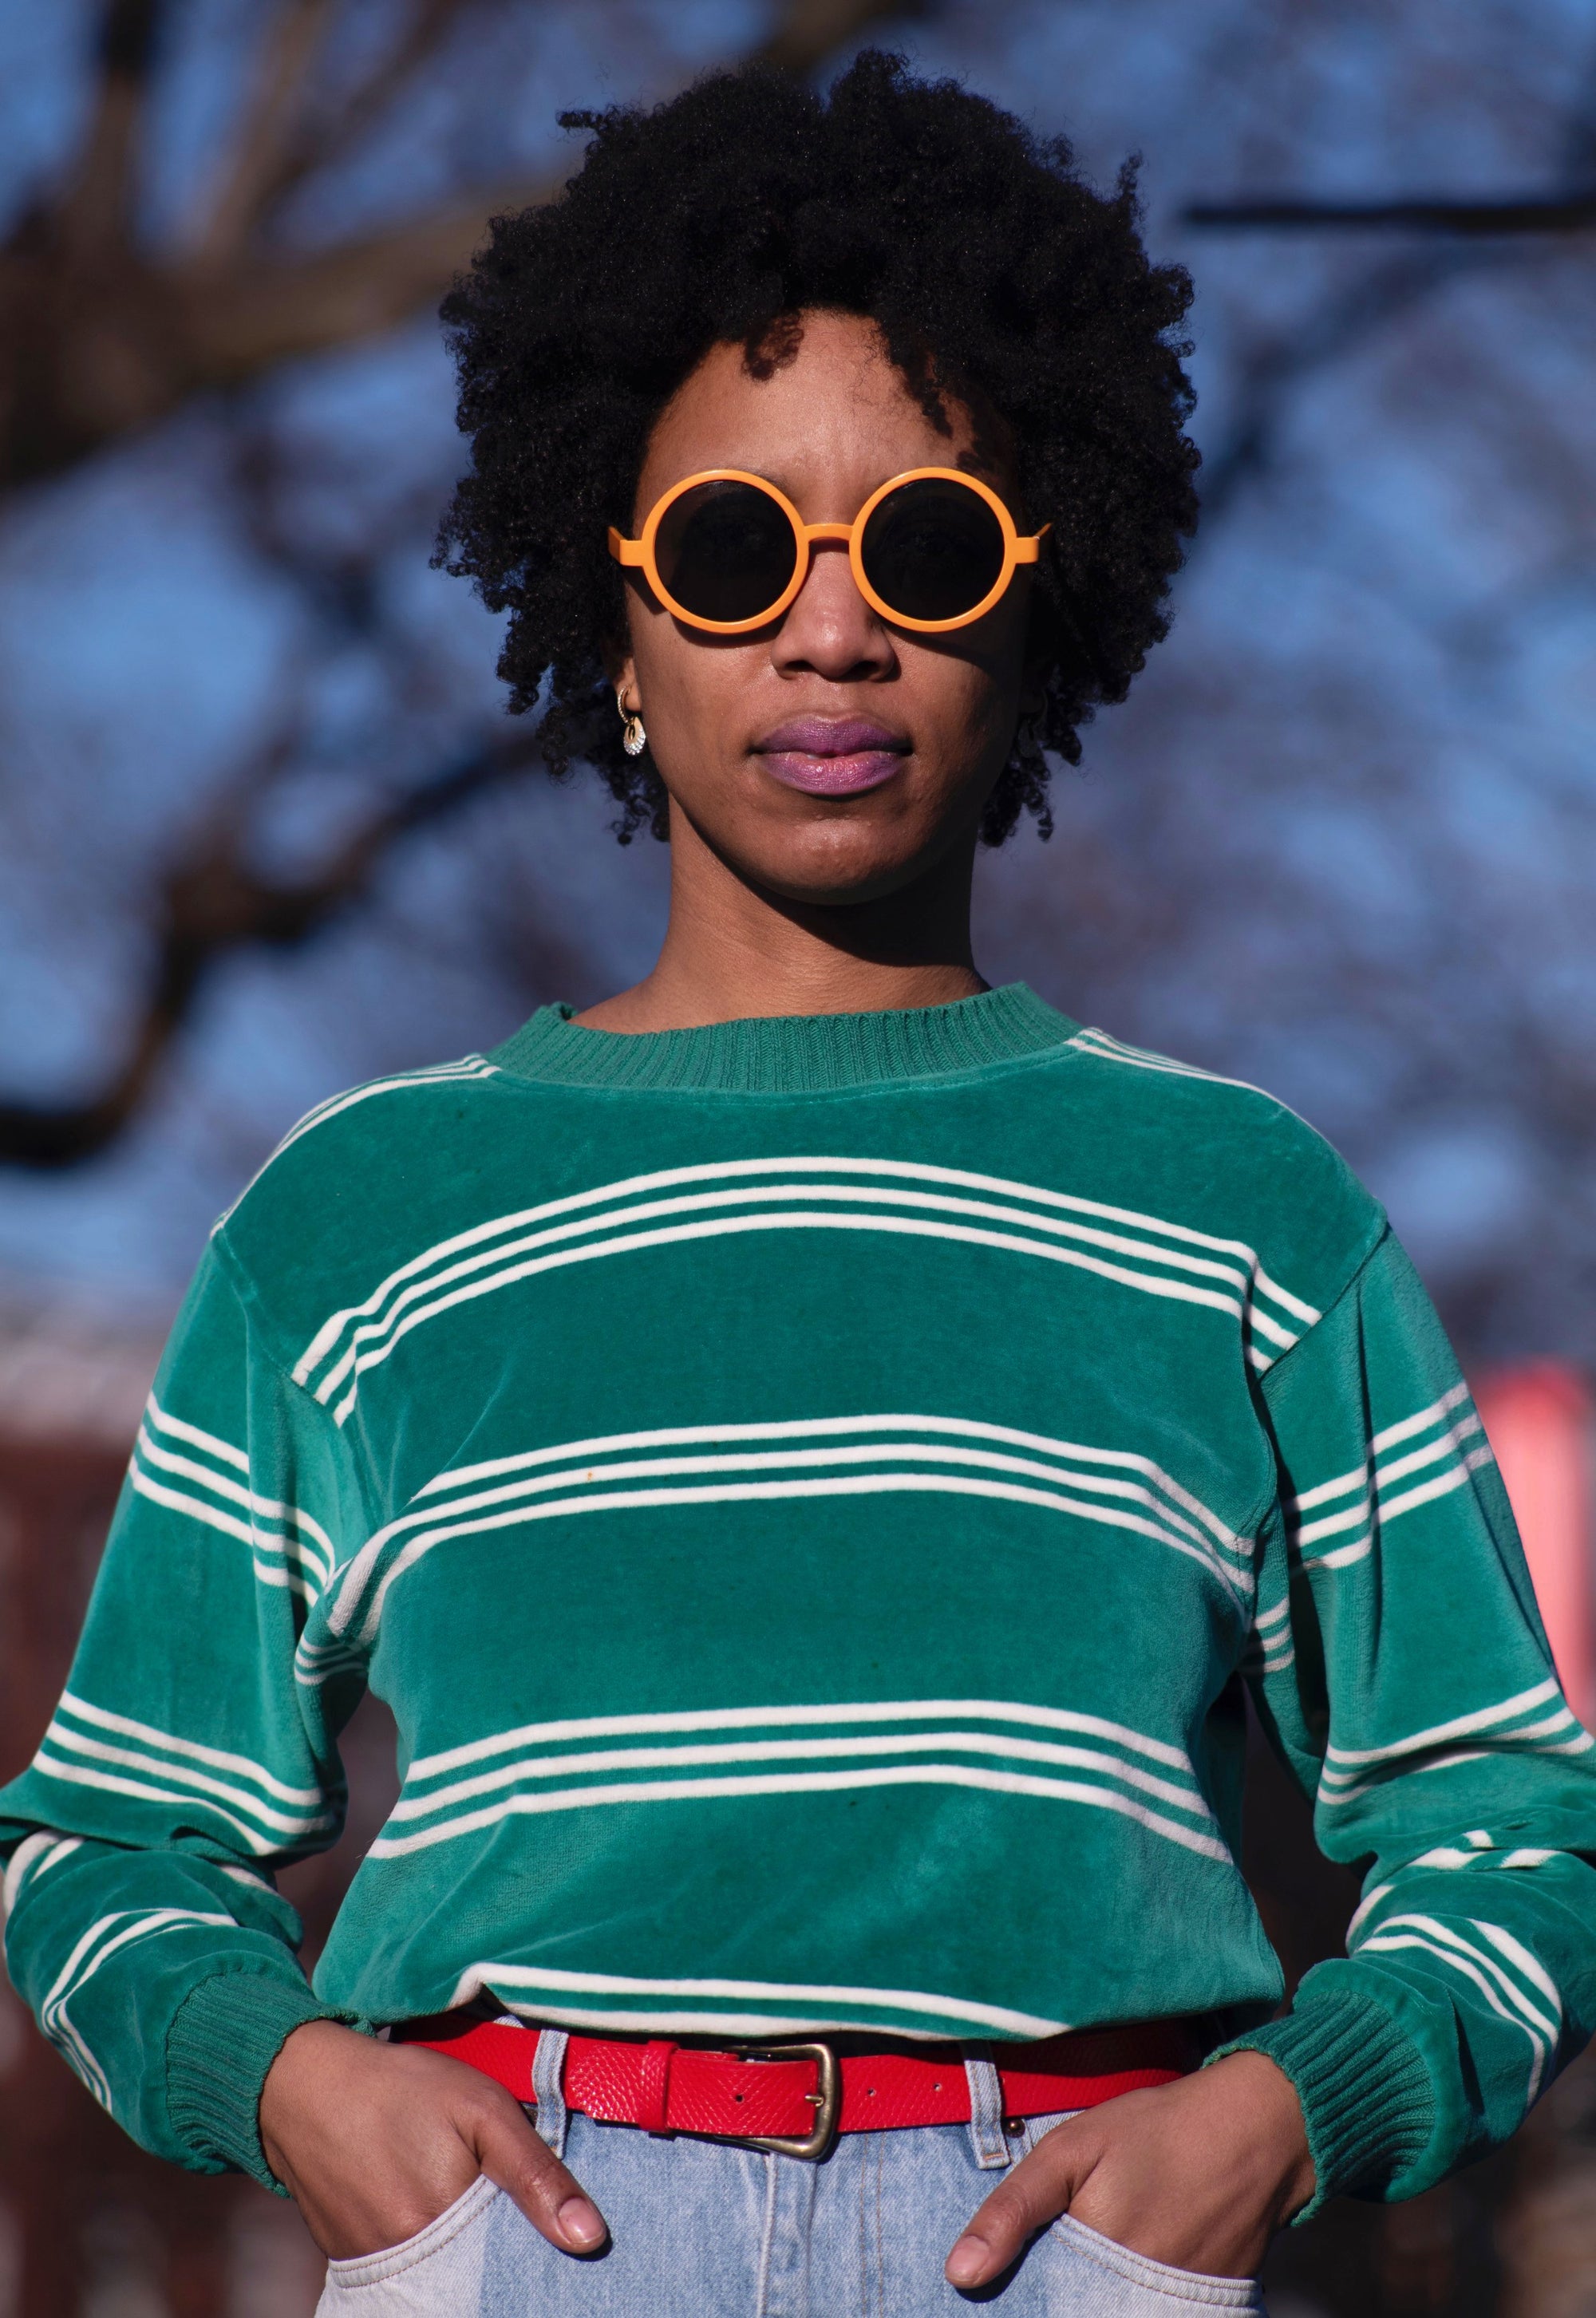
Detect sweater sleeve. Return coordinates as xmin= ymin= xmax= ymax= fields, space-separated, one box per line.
xmin=0 ymin=1241 xmax=371 ymax=2188
xmin=1223 ymin=1227 xmax=1596 ymax=2209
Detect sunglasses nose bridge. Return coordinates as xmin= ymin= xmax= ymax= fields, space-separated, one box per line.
xmin=799 ymin=522 xmax=854 ymax=543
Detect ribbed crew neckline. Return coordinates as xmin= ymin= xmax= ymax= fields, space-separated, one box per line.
xmin=489 ymin=981 xmax=1080 ymax=1095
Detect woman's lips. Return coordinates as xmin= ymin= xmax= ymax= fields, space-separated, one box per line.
xmin=753 ymin=717 xmax=910 ymax=796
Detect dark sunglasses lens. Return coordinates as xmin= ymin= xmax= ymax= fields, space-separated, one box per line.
xmin=653 ymin=481 xmax=797 ymax=624
xmin=860 ymin=479 xmax=1007 ymax=622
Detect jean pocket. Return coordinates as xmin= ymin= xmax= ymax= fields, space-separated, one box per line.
xmin=1047 ymin=2213 xmax=1262 ymax=2309
xmin=321 ymin=2173 xmax=500 ymax=2293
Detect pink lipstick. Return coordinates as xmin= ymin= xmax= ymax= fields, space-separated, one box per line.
xmin=753 ymin=716 xmax=910 ymax=796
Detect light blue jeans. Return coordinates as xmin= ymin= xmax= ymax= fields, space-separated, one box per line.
xmin=314 ymin=2036 xmax=1265 ymax=2318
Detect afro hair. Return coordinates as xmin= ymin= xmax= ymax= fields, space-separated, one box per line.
xmin=435 ymin=50 xmax=1199 ymax=843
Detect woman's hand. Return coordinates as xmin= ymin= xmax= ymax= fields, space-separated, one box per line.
xmin=259 ymin=2020 xmax=607 ymax=2262
xmin=945 ymin=2051 xmax=1315 ymax=2290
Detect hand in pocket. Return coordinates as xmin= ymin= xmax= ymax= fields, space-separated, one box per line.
xmin=260 ymin=2021 xmax=608 ymax=2262
xmin=945 ymin=2052 xmax=1315 ymax=2289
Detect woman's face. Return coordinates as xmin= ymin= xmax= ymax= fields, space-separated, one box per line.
xmin=614 ymin=310 xmax=1038 ymax=907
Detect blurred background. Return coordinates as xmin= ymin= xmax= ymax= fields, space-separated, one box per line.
xmin=1 ymin=0 xmax=1594 ymax=2311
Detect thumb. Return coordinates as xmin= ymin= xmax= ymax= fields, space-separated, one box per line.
xmin=463 ymin=2084 xmax=608 ymax=2257
xmin=946 ymin=2125 xmax=1095 ymax=2289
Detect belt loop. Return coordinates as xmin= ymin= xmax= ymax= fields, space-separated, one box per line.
xmin=963 ymin=2043 xmax=1010 ymax=2170
xmin=638 ymin=2039 xmax=677 ymax=2135
xmin=530 ymin=2026 xmax=570 ymax=2158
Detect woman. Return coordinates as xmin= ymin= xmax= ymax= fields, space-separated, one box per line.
xmin=4 ymin=53 xmax=1593 ymax=2318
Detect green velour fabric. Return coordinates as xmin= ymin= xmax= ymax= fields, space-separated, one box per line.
xmin=3 ymin=987 xmax=1593 ymax=2202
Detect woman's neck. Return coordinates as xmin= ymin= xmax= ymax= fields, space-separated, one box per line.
xmin=577 ymin=800 xmax=986 ymax=1033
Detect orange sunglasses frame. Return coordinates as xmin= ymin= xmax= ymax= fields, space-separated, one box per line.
xmin=607 ymin=465 xmax=1049 ymax=636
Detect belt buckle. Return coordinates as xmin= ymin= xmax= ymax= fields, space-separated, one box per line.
xmin=723 ymin=2041 xmax=839 ymax=2160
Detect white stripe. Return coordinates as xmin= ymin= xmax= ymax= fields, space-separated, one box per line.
xmin=1065 ymin=1031 xmax=1278 ymax=1105
xmin=1370 ymin=1412 xmax=1483 ymax=1493
xmin=1357 ymin=1927 xmax=1550 ymax=2096
xmin=406 ymin=1696 xmax=1195 ymax=1783
xmin=1252 ymin=1268 xmax=1321 ymax=1329
xmin=1289 ymin=1459 xmax=1369 ymax=1516
xmin=1320 ymin=1730 xmax=1589 ymax=1803
xmin=1321 ymin=1720 xmax=1581 ymax=1792
xmin=1065 ymin=1032 xmax=1330 ymax=1328
xmin=57 ymin=1692 xmax=322 ymax=1805
xmin=1326 ymin=1680 xmax=1561 ymax=1770
xmin=1475 ymin=1920 xmax=1563 ymax=2016
xmin=346 ymin=1438 xmax=1242 ymax=1625
xmin=2 ymin=1832 xmax=79 ymax=1921
xmin=1345 ymin=1881 xmax=1394 ymax=1941
xmin=1290 ymin=1384 xmax=1476 ymax=1516
xmin=317 ymin=1204 xmax=1250 ymax=1416
xmin=38 ymin=1722 xmax=322 ymax=1837
xmin=1296 ymin=1451 xmax=1495 ymax=1569
xmin=214 ymin=1060 xmax=497 ymax=1229
xmin=395 ymin=1442 xmax=1232 ymax=1565
xmin=30 ymin=1751 xmax=328 ymax=1856
xmin=134 ymin=1430 xmax=333 ymax=1570
xmin=451 ymin=1961 xmax=1064 ymax=2041
xmin=1368 ymin=1913 xmax=1559 ymax=2043
xmin=144 ymin=1393 xmax=250 ymax=1474
xmin=368 ymin=1761 xmax=1233 ymax=1862
xmin=126 ymin=1468 xmax=325 ymax=1601
xmin=412 ymin=1411 xmax=1245 ymax=1550
xmin=298 ymin=1151 xmax=1272 ymax=1380
xmin=1244 ymin=1306 xmax=1300 ymax=1354
xmin=129 ymin=1465 xmax=254 ymax=1545
xmin=1371 ymin=1381 xmax=1472 ymax=1456
xmin=340 ymin=1467 xmax=1252 ymax=1647
xmin=1293 ymin=1420 xmax=1488 ymax=1547
xmin=392 ymin=1729 xmax=1214 ymax=1825
xmin=1375 ymin=1448 xmax=1494 ymax=1526
xmin=42 ymin=1908 xmax=236 ymax=2111
xmin=272 ymin=1060 xmax=496 ymax=1157
xmin=1294 ymin=1495 xmax=1372 ymax=1549
xmin=1298 ymin=1531 xmax=1377 ymax=1571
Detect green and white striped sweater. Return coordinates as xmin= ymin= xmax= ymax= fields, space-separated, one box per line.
xmin=3 ymin=986 xmax=1594 ymax=2208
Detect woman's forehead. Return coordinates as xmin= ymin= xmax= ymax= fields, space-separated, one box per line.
xmin=638 ymin=317 xmax=993 ymax=501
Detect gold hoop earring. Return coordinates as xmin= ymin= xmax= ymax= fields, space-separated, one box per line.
xmin=616 ymin=687 xmax=646 ymax=758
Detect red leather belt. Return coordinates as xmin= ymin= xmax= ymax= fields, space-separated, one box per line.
xmin=395 ymin=2013 xmax=1199 ymax=2161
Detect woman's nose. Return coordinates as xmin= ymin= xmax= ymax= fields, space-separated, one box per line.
xmin=771 ymin=540 xmax=895 ymax=682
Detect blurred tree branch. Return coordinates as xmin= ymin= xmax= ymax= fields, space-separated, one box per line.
xmin=0 ymin=0 xmax=911 ymax=492
xmin=0 ymin=729 xmax=543 ymax=1167
xmin=0 ymin=0 xmax=917 ymax=1166
xmin=1185 ymin=192 xmax=1596 ymax=232
xmin=1185 ymin=125 xmax=1596 ymax=516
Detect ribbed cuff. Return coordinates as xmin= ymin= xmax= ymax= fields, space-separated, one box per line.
xmin=167 ymin=1972 xmax=352 ymax=2192
xmin=1211 ymin=1988 xmax=1435 ymax=2216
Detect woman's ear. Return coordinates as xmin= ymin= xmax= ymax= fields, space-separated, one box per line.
xmin=602 ymin=643 xmax=642 ymax=718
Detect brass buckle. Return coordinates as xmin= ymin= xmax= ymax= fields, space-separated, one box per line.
xmin=713 ymin=2042 xmax=840 ymax=2161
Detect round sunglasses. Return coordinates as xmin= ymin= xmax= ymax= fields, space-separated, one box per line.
xmin=608 ymin=466 xmax=1049 ymax=636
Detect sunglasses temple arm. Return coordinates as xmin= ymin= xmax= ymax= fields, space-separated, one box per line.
xmin=608 ymin=527 xmax=647 ymax=566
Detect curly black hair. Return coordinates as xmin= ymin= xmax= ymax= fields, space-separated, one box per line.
xmin=435 ymin=50 xmax=1198 ymax=844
